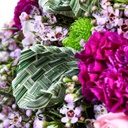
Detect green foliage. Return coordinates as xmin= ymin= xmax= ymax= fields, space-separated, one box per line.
xmin=39 ymin=0 xmax=101 ymax=18
xmin=114 ymin=0 xmax=128 ymax=3
xmin=62 ymin=18 xmax=93 ymax=51
xmin=12 ymin=44 xmax=79 ymax=109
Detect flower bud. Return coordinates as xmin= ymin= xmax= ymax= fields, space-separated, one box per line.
xmin=1 ymin=75 xmax=6 ymax=81
xmin=121 ymin=4 xmax=126 ymax=8
xmin=12 ymin=104 xmax=17 ymax=110
xmin=106 ymin=2 xmax=111 ymax=6
xmin=63 ymin=77 xmax=72 ymax=83
xmin=84 ymin=12 xmax=90 ymax=17
xmin=91 ymin=20 xmax=96 ymax=25
xmin=80 ymin=39 xmax=85 ymax=47
xmin=6 ymin=64 xmax=11 ymax=70
xmin=64 ymin=93 xmax=74 ymax=103
xmin=80 ymin=116 xmax=85 ymax=121
xmin=66 ymin=87 xmax=75 ymax=93
xmin=26 ymin=110 xmax=33 ymax=117
xmin=114 ymin=3 xmax=120 ymax=8
xmin=65 ymin=122 xmax=71 ymax=128
xmin=25 ymin=123 xmax=31 ymax=128
xmin=92 ymin=6 xmax=97 ymax=12
xmin=72 ymin=75 xmax=78 ymax=82
xmin=0 ymin=69 xmax=6 ymax=74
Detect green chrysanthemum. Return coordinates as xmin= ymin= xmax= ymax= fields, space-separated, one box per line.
xmin=62 ymin=18 xmax=93 ymax=51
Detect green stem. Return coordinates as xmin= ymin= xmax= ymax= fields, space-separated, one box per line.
xmin=49 ymin=110 xmax=63 ymax=118
xmin=0 ymin=90 xmax=13 ymax=98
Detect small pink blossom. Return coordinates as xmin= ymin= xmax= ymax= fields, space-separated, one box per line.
xmin=8 ymin=112 xmax=22 ymax=128
xmin=60 ymin=103 xmax=82 ymax=124
xmin=33 ymin=118 xmax=43 ymax=128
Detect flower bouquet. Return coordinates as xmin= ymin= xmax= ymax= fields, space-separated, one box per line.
xmin=0 ymin=0 xmax=128 ymax=127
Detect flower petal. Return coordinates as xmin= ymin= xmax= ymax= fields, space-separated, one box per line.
xmin=61 ymin=117 xmax=69 ymax=123
xmin=71 ymin=117 xmax=78 ymax=124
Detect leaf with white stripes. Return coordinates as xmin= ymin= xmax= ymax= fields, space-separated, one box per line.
xmin=39 ymin=0 xmax=101 ymax=18
xmin=12 ymin=44 xmax=79 ymax=109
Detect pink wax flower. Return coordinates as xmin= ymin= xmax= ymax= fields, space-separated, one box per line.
xmin=75 ymin=31 xmax=128 ymax=114
xmin=94 ymin=112 xmax=128 ymax=128
xmin=60 ymin=103 xmax=82 ymax=124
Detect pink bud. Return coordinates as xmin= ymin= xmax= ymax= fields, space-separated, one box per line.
xmin=64 ymin=94 xmax=74 ymax=103
xmin=26 ymin=110 xmax=32 ymax=117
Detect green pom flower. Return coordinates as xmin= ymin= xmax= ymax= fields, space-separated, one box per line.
xmin=62 ymin=18 xmax=93 ymax=51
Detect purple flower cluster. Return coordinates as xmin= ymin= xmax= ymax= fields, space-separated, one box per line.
xmin=92 ymin=0 xmax=128 ymax=39
xmin=20 ymin=11 xmax=68 ymax=48
xmin=75 ymin=31 xmax=128 ymax=114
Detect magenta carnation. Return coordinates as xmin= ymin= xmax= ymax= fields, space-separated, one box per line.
xmin=75 ymin=31 xmax=128 ymax=114
xmin=13 ymin=0 xmax=39 ymax=30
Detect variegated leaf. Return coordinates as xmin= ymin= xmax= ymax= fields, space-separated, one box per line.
xmin=39 ymin=0 xmax=101 ymax=18
xmin=12 ymin=44 xmax=79 ymax=110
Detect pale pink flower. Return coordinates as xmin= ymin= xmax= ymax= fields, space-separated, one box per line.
xmin=33 ymin=118 xmax=43 ymax=128
xmin=10 ymin=49 xmax=21 ymax=59
xmin=22 ymin=20 xmax=35 ymax=37
xmin=8 ymin=43 xmax=17 ymax=51
xmin=48 ymin=27 xmax=68 ymax=42
xmin=94 ymin=112 xmax=128 ymax=128
xmin=3 ymin=119 xmax=10 ymax=128
xmin=22 ymin=33 xmax=35 ymax=47
xmin=60 ymin=103 xmax=82 ymax=124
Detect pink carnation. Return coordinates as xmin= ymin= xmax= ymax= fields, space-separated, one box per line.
xmin=75 ymin=31 xmax=128 ymax=114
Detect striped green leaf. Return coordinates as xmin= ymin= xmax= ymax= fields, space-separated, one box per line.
xmin=39 ymin=0 xmax=101 ymax=18
xmin=12 ymin=44 xmax=79 ymax=109
xmin=38 ymin=0 xmax=75 ymax=18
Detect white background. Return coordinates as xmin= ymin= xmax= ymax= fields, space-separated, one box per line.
xmin=0 ymin=0 xmax=19 ymax=28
